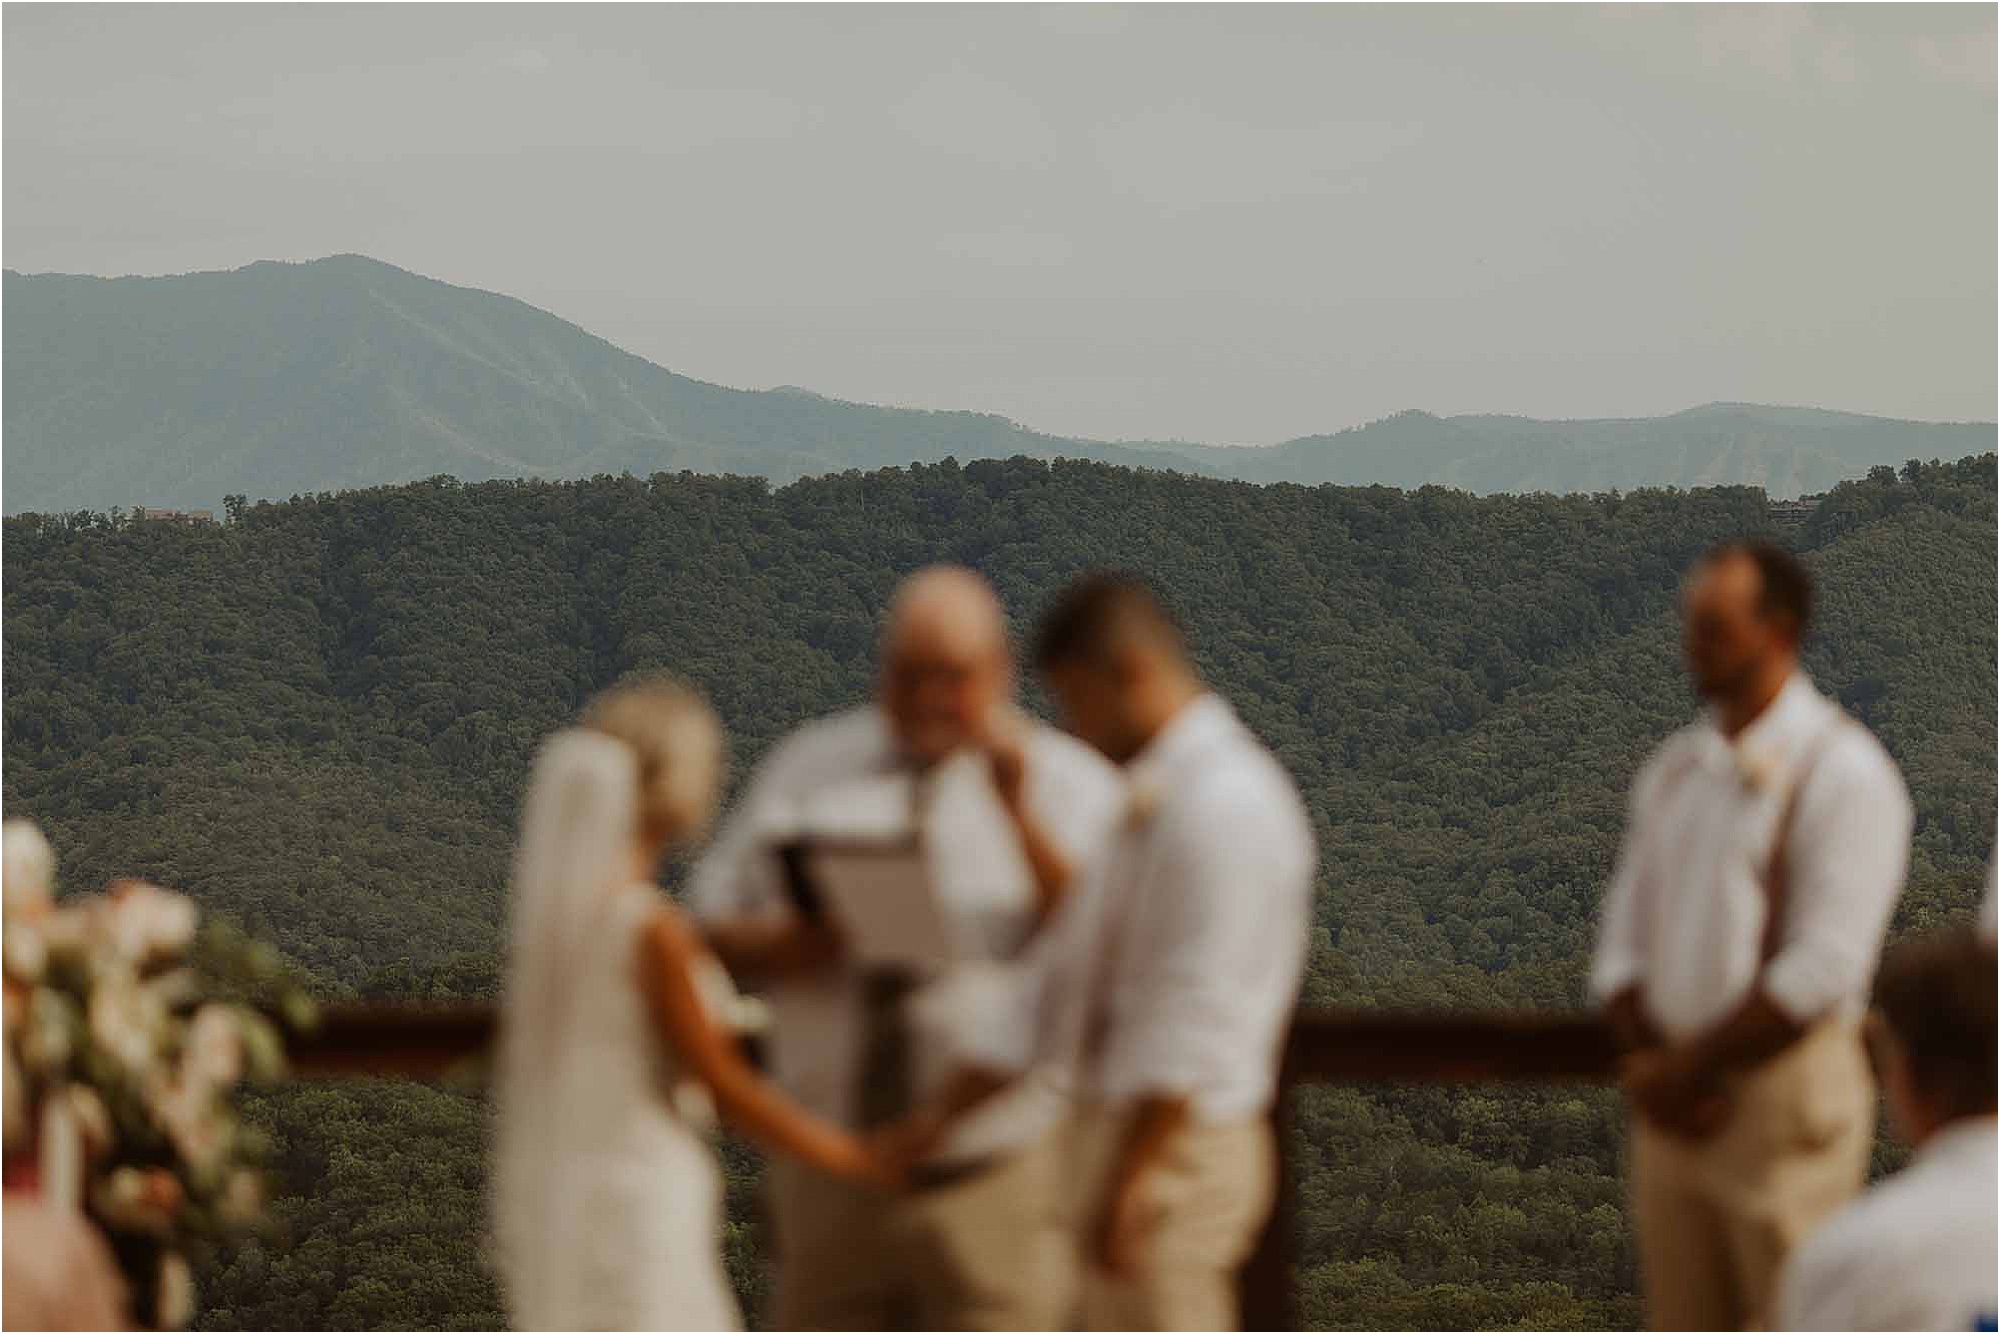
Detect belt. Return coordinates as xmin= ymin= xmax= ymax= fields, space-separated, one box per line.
xmin=906 ymin=1154 xmax=1002 ymax=1194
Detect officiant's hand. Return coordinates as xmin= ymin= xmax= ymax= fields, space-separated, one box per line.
xmin=973 ymin=710 xmax=1029 ymax=813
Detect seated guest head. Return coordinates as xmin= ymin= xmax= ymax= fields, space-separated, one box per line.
xmin=1034 ymin=571 xmax=1201 ymax=764
xmin=1868 ymin=926 xmax=1997 ymax=1147
xmin=582 ymin=675 xmax=725 ymax=851
xmin=878 ymin=565 xmax=1013 ymax=766
xmin=1681 ymin=539 xmax=1813 ymax=708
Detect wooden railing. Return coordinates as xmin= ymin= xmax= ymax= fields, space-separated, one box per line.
xmin=286 ymin=1004 xmax=1620 ymax=1330
xmin=1240 ymin=1010 xmax=1619 ymax=1329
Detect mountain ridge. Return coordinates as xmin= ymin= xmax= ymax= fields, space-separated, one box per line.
xmin=5 ymin=255 xmax=1992 ymax=514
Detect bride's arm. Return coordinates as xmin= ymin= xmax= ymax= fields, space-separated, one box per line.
xmin=637 ymin=907 xmax=892 ymax=1188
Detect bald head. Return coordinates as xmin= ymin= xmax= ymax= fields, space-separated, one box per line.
xmin=878 ymin=565 xmax=1014 ymax=765
xmin=884 ymin=565 xmax=1009 ymax=663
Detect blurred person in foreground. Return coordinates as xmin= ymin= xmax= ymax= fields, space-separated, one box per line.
xmin=1777 ymin=926 xmax=1997 ymax=1331
xmin=3 ymin=819 xmax=132 ymax=1331
xmin=690 ymin=566 xmax=1124 ymax=1329
xmin=492 ymin=678 xmax=890 ymax=1332
xmin=889 ymin=572 xmax=1316 ymax=1331
xmin=1591 ymin=541 xmax=1914 ymax=1330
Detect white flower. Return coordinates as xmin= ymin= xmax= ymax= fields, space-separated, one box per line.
xmin=65 ymin=1084 xmax=113 ymax=1161
xmin=22 ymin=989 xmax=79 ymax=1076
xmin=157 ymin=1249 xmax=195 ymax=1329
xmin=235 ymin=1014 xmax=287 ymax=1084
xmin=181 ymin=1006 xmax=245 ymax=1093
xmin=1124 ymin=779 xmax=1164 ymax=830
xmin=2 ymin=821 xmax=56 ymax=920
xmin=147 ymin=1074 xmax=227 ymax=1174
xmin=4 ymin=924 xmax=47 ymax=986
xmin=143 ymin=969 xmax=199 ymax=1012
xmin=90 ymin=1166 xmax=182 ymax=1235
xmin=37 ymin=901 xmax=99 ymax=967
xmin=1735 ymin=748 xmax=1778 ymax=794
xmin=105 ymin=883 xmax=198 ymax=966
xmin=88 ymin=979 xmax=161 ymax=1078
xmin=217 ymin=1170 xmax=264 ymax=1225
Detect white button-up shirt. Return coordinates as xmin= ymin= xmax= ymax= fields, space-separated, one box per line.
xmin=688 ymin=706 xmax=1124 ymax=1164
xmin=945 ymin=694 xmax=1316 ymax=1123
xmin=1590 ymin=674 xmax=1913 ymax=1040
xmin=1778 ymin=1117 xmax=1999 ymax=1331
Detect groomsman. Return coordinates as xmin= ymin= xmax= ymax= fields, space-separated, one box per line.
xmin=1777 ymin=927 xmax=1997 ymax=1331
xmin=1591 ymin=540 xmax=1913 ymax=1331
xmin=691 ymin=566 xmax=1124 ymax=1330
xmin=904 ymin=572 xmax=1316 ymax=1331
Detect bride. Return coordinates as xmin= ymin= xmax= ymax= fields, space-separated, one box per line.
xmin=492 ymin=677 xmax=889 ymax=1331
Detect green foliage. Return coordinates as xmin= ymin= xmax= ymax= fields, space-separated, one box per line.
xmin=4 ymin=454 xmax=1993 ymax=1329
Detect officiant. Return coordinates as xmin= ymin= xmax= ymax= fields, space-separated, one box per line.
xmin=691 ymin=565 xmax=1125 ymax=1330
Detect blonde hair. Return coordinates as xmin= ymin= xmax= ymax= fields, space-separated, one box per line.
xmin=579 ymin=676 xmax=724 ymax=844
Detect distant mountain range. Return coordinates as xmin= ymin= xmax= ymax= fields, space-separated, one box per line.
xmin=5 ymin=256 xmax=1992 ymax=514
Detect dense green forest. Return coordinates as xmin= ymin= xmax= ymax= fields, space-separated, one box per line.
xmin=4 ymin=454 xmax=1993 ymax=1330
xmin=8 ymin=256 xmax=1992 ymax=516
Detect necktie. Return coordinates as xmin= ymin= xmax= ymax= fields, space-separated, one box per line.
xmin=856 ymin=967 xmax=918 ymax=1128
xmin=852 ymin=764 xmax=931 ymax=1128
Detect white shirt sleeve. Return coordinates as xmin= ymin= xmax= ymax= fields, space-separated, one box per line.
xmin=1763 ymin=734 xmax=1914 ymax=1024
xmin=1777 ymin=1221 xmax=1855 ymax=1330
xmin=686 ymin=742 xmax=801 ymax=925
xmin=893 ymin=735 xmax=1126 ymax=1080
xmin=1020 ymin=739 xmax=1125 ymax=877
xmin=1776 ymin=1204 xmax=1920 ymax=1332
xmin=1589 ymin=755 xmax=1663 ymax=1003
xmin=915 ymin=869 xmax=1111 ymax=1078
xmin=909 ymin=958 xmax=1041 ymax=1075
xmin=1101 ymin=779 xmax=1311 ymax=1104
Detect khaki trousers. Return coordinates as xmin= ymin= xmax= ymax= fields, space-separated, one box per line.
xmin=1068 ymin=1105 xmax=1277 ymax=1332
xmin=1628 ymin=1019 xmax=1875 ymax=1332
xmin=769 ymin=1128 xmax=1073 ymax=1331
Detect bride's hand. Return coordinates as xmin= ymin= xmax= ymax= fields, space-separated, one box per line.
xmin=842 ymin=1135 xmax=909 ymax=1193
xmin=864 ymin=1108 xmax=944 ymax=1184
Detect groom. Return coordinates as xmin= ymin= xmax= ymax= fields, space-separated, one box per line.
xmin=691 ymin=565 xmax=1124 ymax=1329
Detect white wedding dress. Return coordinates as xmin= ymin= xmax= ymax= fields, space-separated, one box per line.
xmin=493 ymin=731 xmax=741 ymax=1332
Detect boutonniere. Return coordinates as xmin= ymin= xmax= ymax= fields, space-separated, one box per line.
xmin=1124 ymin=780 xmax=1163 ymax=831
xmin=1734 ymin=749 xmax=1777 ymax=795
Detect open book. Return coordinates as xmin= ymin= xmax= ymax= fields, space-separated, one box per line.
xmin=778 ymin=833 xmax=956 ymax=973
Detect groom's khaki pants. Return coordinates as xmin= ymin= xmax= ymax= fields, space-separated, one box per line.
xmin=1066 ymin=1103 xmax=1276 ymax=1332
xmin=1628 ymin=1018 xmax=1875 ymax=1331
xmin=769 ymin=1127 xmax=1072 ymax=1331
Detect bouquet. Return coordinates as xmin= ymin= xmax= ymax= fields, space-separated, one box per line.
xmin=3 ymin=820 xmax=317 ymax=1328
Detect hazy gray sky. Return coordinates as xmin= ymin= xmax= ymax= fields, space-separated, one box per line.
xmin=5 ymin=4 xmax=1994 ymax=443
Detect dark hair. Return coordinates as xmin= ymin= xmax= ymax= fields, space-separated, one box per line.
xmin=1033 ymin=571 xmax=1186 ymax=670
xmin=1873 ymin=926 xmax=1997 ymax=1122
xmin=1705 ymin=539 xmax=1814 ymax=640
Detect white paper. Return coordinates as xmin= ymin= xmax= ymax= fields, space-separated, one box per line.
xmin=805 ymin=838 xmax=955 ymax=971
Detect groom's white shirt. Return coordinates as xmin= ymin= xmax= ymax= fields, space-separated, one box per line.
xmin=690 ymin=705 xmax=1124 ymax=1165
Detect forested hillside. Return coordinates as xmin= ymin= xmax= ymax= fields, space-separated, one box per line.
xmin=4 ymin=455 xmax=1993 ymax=1329
xmin=7 ymin=256 xmax=1991 ymax=516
